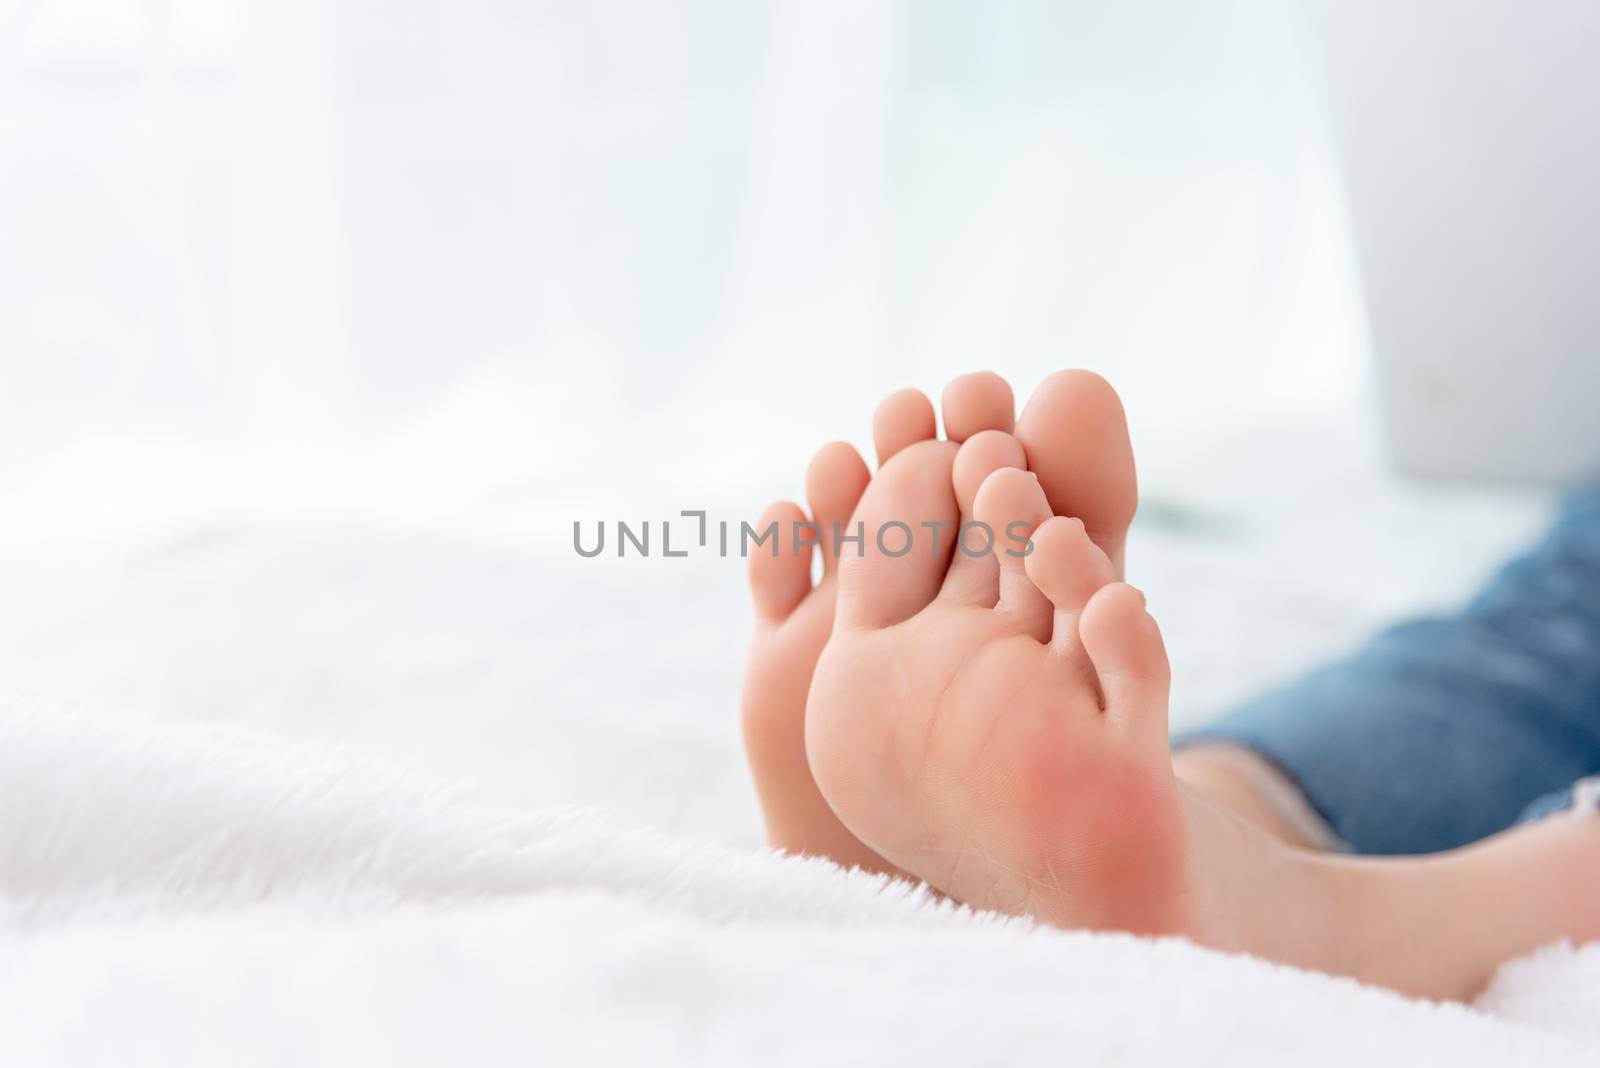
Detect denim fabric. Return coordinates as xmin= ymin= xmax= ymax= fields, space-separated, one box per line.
xmin=1178 ymin=485 xmax=1600 ymax=855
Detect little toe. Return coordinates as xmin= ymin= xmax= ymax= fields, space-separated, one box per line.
xmin=837 ymin=438 xmax=961 ymax=630
xmin=1023 ymin=515 xmax=1117 ymax=658
xmin=941 ymin=371 xmax=1015 ymax=443
xmin=1079 ymin=582 xmax=1170 ymax=744
xmin=747 ymin=500 xmax=814 ymax=621
xmin=872 ymin=388 xmax=938 ymax=467
xmin=805 ymin=441 xmax=871 ymax=578
xmin=970 ymin=467 xmax=1054 ymax=637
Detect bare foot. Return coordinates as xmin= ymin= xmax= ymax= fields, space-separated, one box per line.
xmin=804 ymin=429 xmax=1600 ymax=999
xmin=805 ymin=435 xmax=1199 ymax=932
xmin=740 ymin=371 xmax=1138 ymax=870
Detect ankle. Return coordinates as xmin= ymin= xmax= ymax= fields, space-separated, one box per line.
xmin=1174 ymin=745 xmax=1338 ymax=852
xmin=1172 ymin=785 xmax=1359 ymax=976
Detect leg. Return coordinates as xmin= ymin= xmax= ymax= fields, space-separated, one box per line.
xmin=805 ymin=437 xmax=1600 ymax=999
xmin=1180 ymin=485 xmax=1600 ymax=855
xmin=1327 ymin=805 xmax=1600 ymax=1000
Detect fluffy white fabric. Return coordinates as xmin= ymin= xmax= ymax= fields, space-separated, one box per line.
xmin=2 ymin=705 xmax=1598 ymax=1066
xmin=2 ymin=412 xmax=1597 ymax=1064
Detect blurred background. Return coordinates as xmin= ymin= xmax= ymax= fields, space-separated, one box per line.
xmin=1 ymin=0 xmax=1365 ymax=543
xmin=0 ymin=1 xmax=1581 ymax=843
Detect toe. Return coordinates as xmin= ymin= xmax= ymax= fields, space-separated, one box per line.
xmin=805 ymin=441 xmax=871 ymax=577
xmin=1014 ymin=370 xmax=1137 ymax=576
xmin=952 ymin=430 xmax=1027 ymax=516
xmin=1079 ymin=583 xmax=1170 ymax=743
xmin=747 ymin=500 xmax=814 ymax=621
xmin=970 ymin=467 xmax=1054 ymax=637
xmin=940 ymin=430 xmax=1028 ymax=605
xmin=837 ymin=438 xmax=961 ymax=630
xmin=872 ymin=388 xmax=938 ymax=467
xmin=941 ymin=371 xmax=1015 ymax=442
xmin=1023 ymin=515 xmax=1117 ymax=657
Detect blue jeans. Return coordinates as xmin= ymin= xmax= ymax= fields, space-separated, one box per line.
xmin=1179 ymin=485 xmax=1600 ymax=855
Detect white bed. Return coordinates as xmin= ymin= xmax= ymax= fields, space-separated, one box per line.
xmin=2 ymin=401 xmax=1596 ymax=1065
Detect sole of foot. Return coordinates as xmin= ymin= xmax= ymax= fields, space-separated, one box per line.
xmin=806 ymin=437 xmax=1197 ymax=932
xmin=740 ymin=371 xmax=1138 ymax=871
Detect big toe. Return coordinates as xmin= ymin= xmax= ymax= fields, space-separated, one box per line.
xmin=1014 ymin=370 xmax=1137 ymax=576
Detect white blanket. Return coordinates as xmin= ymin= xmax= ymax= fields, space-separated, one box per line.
xmin=2 ymin=413 xmax=1597 ymax=1065
xmin=3 ymin=705 xmax=1598 ymax=1067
